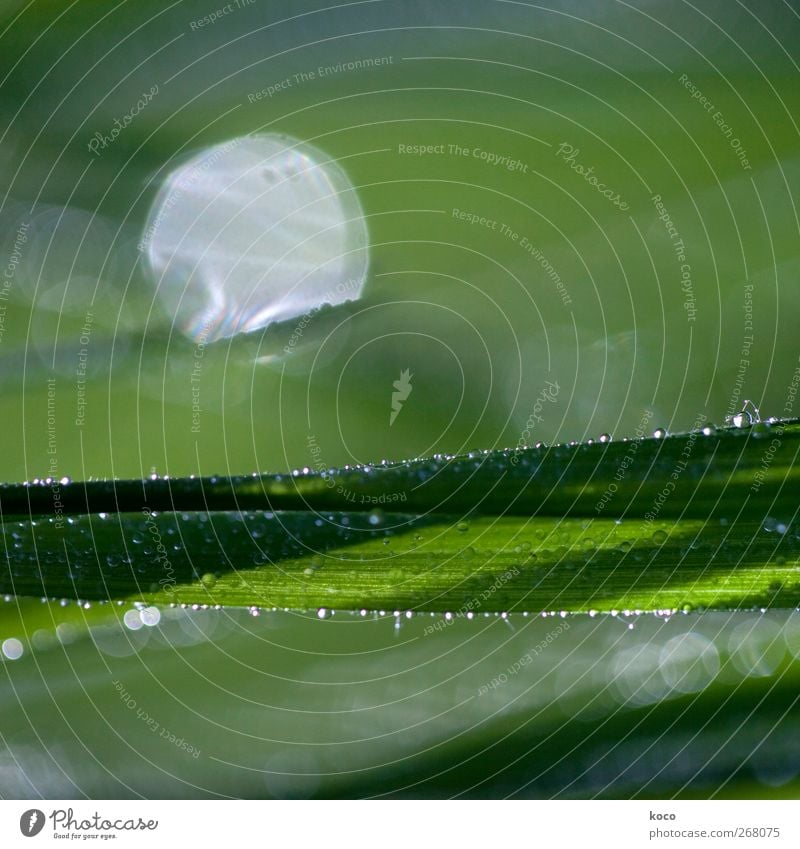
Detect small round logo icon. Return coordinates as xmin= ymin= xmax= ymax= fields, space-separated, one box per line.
xmin=20 ymin=809 xmax=45 ymax=837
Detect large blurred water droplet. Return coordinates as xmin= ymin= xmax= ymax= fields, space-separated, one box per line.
xmin=143 ymin=134 xmax=368 ymax=343
xmin=1 ymin=637 xmax=24 ymax=660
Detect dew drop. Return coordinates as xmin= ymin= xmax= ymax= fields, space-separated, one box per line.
xmin=762 ymin=517 xmax=788 ymax=534
xmin=143 ymin=134 xmax=368 ymax=343
xmin=1 ymin=638 xmax=24 ymax=660
xmin=140 ymin=606 xmax=161 ymax=627
xmin=598 ymin=433 xmax=611 ymax=443
xmin=123 ymin=609 xmax=143 ymax=631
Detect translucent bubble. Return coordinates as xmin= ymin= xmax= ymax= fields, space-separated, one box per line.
xmin=659 ymin=633 xmax=719 ymax=693
xmin=1 ymin=637 xmax=24 ymax=660
xmin=728 ymin=618 xmax=785 ymax=677
xmin=55 ymin=623 xmax=78 ymax=644
xmin=785 ymin=612 xmax=800 ymax=659
xmin=653 ymin=428 xmax=667 ymax=439
xmin=31 ymin=629 xmax=57 ymax=651
xmin=11 ymin=205 xmax=119 ymax=296
xmin=143 ymin=134 xmax=368 ymax=343
xmin=612 ymin=644 xmax=667 ymax=705
xmin=140 ymin=606 xmax=161 ymax=627
xmin=123 ymin=609 xmax=144 ymax=631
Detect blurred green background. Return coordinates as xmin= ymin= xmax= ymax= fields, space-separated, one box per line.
xmin=1 ymin=0 xmax=798 ymax=480
xmin=1 ymin=0 xmax=799 ymax=798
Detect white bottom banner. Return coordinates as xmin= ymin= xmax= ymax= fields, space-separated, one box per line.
xmin=0 ymin=800 xmax=796 ymax=847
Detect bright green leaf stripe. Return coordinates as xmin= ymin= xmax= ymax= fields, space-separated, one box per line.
xmin=2 ymin=510 xmax=798 ymax=614
xmin=1 ymin=419 xmax=798 ymax=611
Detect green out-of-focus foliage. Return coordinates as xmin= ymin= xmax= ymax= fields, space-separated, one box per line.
xmin=2 ymin=0 xmax=799 ymax=800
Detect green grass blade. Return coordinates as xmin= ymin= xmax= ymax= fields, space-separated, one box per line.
xmin=2 ymin=419 xmax=798 ymax=519
xmin=2 ymin=419 xmax=798 ymax=611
